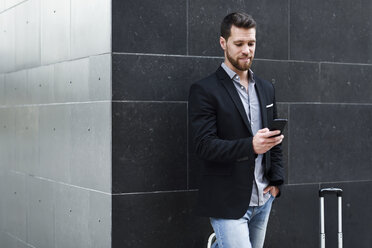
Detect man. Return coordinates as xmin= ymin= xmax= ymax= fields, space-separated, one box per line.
xmin=188 ymin=12 xmax=285 ymax=248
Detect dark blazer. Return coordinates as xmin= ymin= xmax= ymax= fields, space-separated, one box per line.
xmin=188 ymin=66 xmax=284 ymax=219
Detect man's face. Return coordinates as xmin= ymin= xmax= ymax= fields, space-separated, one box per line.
xmin=220 ymin=25 xmax=256 ymax=72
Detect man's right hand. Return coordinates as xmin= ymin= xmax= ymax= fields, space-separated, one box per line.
xmin=252 ymin=128 xmax=284 ymax=154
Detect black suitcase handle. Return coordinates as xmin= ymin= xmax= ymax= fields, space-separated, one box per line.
xmin=319 ymin=188 xmax=343 ymax=197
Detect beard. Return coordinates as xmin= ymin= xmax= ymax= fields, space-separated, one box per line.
xmin=226 ymin=49 xmax=253 ymax=71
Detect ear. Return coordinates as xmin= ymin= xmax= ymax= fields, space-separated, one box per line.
xmin=219 ymin=36 xmax=226 ymax=51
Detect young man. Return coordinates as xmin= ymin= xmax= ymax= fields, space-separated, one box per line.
xmin=188 ymin=12 xmax=285 ymax=248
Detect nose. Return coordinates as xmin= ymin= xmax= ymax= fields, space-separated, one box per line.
xmin=242 ymin=44 xmax=250 ymax=55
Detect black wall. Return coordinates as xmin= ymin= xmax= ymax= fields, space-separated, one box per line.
xmin=111 ymin=0 xmax=372 ymax=247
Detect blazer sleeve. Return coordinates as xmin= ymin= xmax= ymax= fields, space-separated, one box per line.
xmin=268 ymin=86 xmax=285 ymax=187
xmin=188 ymin=82 xmax=256 ymax=163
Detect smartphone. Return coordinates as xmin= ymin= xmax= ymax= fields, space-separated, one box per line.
xmin=269 ymin=119 xmax=288 ymax=137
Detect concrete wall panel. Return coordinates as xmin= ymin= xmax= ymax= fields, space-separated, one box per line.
xmin=0 ymin=233 xmax=18 ymax=248
xmin=54 ymin=58 xmax=89 ymax=103
xmin=89 ymin=54 xmax=111 ymax=101
xmin=27 ymin=64 xmax=54 ymax=104
xmin=70 ymin=58 xmax=89 ymax=102
xmin=0 ymin=8 xmax=16 ymax=73
xmin=0 ymin=0 xmax=4 ymax=12
xmin=27 ymin=176 xmax=55 ymax=248
xmin=41 ymin=0 xmax=70 ymax=64
xmin=71 ymin=0 xmax=110 ymax=59
xmin=15 ymin=0 xmax=40 ymax=70
xmin=39 ymin=104 xmax=71 ymax=182
xmin=89 ymin=191 xmax=111 ymax=248
xmin=53 ymin=60 xmax=72 ymax=103
xmin=5 ymin=70 xmax=27 ymax=105
xmin=15 ymin=106 xmax=39 ymax=175
xmin=4 ymin=172 xmax=27 ymax=241
xmin=70 ymin=102 xmax=111 ymax=193
xmin=0 ymin=172 xmax=5 ymax=232
xmin=0 ymin=74 xmax=5 ymax=105
xmin=0 ymin=108 xmax=15 ymax=172
xmin=54 ymin=184 xmax=90 ymax=248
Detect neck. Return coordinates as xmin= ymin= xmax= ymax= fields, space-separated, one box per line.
xmin=224 ymin=59 xmax=248 ymax=79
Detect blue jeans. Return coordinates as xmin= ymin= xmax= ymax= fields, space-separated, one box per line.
xmin=210 ymin=195 xmax=274 ymax=248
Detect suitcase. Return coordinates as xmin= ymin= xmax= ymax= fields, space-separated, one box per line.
xmin=319 ymin=188 xmax=343 ymax=248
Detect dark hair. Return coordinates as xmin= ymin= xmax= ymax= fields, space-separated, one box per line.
xmin=220 ymin=12 xmax=256 ymax=40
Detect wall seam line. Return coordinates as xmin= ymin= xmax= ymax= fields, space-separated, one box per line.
xmin=113 ymin=189 xmax=198 ymax=196
xmin=9 ymin=170 xmax=112 ymax=195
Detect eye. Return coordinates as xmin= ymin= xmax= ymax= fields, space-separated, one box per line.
xmin=235 ymin=43 xmax=243 ymax=47
xmin=248 ymin=42 xmax=255 ymax=47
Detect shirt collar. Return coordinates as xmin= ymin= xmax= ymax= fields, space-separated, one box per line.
xmin=221 ymin=62 xmax=254 ymax=82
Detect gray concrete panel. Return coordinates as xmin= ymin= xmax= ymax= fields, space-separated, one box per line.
xmin=89 ymin=191 xmax=111 ymax=248
xmin=54 ymin=58 xmax=89 ymax=103
xmin=15 ymin=106 xmax=39 ymax=175
xmin=54 ymin=184 xmax=90 ymax=248
xmin=4 ymin=172 xmax=27 ymax=241
xmin=71 ymin=0 xmax=110 ymax=59
xmin=70 ymin=102 xmax=111 ymax=193
xmin=15 ymin=0 xmax=40 ymax=70
xmin=70 ymin=58 xmax=89 ymax=102
xmin=38 ymin=104 xmax=71 ymax=182
xmin=0 ymin=8 xmax=16 ymax=73
xmin=5 ymin=70 xmax=27 ymax=105
xmin=53 ymin=60 xmax=72 ymax=103
xmin=0 ymin=108 xmax=16 ymax=172
xmin=89 ymin=54 xmax=111 ymax=101
xmin=27 ymin=177 xmax=55 ymax=248
xmin=0 ymin=74 xmax=5 ymax=105
xmin=27 ymin=64 xmax=54 ymax=104
xmin=0 ymin=0 xmax=4 ymax=12
xmin=40 ymin=0 xmax=70 ymax=64
xmin=0 ymin=232 xmax=18 ymax=248
xmin=0 ymin=172 xmax=5 ymax=232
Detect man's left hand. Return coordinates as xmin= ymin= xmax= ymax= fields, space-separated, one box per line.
xmin=264 ymin=186 xmax=279 ymax=197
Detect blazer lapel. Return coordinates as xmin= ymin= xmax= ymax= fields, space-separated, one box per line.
xmin=216 ymin=67 xmax=253 ymax=135
xmin=254 ymin=76 xmax=268 ymax=128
